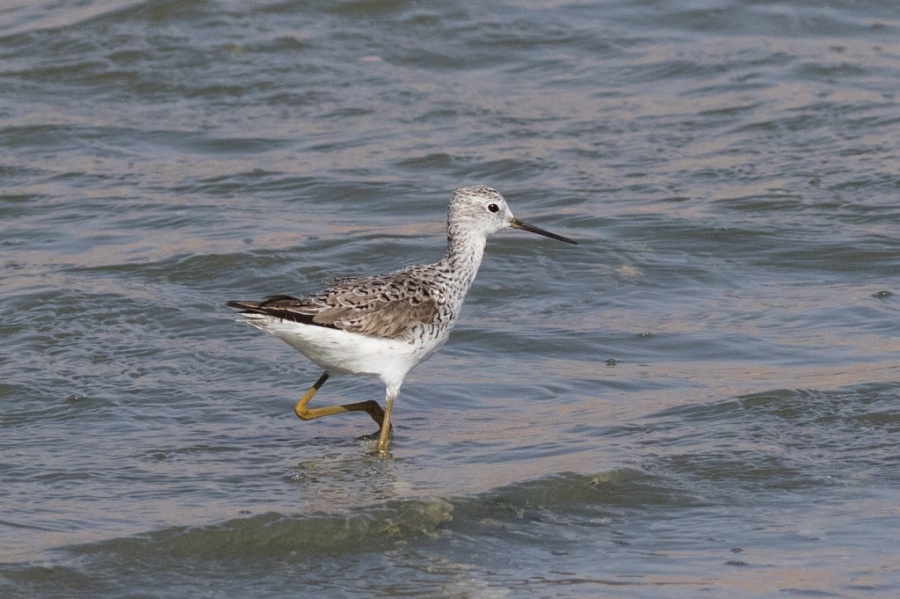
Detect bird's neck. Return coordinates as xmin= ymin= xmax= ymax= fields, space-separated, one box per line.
xmin=441 ymin=228 xmax=487 ymax=292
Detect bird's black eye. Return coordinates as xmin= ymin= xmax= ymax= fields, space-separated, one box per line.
xmin=487 ymin=203 xmax=500 ymax=213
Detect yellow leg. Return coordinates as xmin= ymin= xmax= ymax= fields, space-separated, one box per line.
xmin=376 ymin=395 xmax=395 ymax=453
xmin=294 ymin=372 xmax=385 ymax=427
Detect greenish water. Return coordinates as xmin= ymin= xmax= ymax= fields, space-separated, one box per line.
xmin=1 ymin=1 xmax=898 ymax=597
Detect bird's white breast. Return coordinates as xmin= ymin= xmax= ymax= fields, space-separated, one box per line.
xmin=236 ymin=314 xmax=450 ymax=390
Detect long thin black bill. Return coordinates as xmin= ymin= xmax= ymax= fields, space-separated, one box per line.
xmin=510 ymin=218 xmax=577 ymax=245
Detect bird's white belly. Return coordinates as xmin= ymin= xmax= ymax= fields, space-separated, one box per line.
xmin=237 ymin=314 xmax=448 ymax=388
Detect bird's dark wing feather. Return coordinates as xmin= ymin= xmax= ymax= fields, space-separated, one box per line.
xmin=226 ymin=272 xmax=440 ymax=339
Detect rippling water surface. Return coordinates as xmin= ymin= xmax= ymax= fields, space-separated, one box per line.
xmin=1 ymin=1 xmax=898 ymax=597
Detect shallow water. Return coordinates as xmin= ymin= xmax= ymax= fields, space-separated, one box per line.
xmin=1 ymin=0 xmax=899 ymax=597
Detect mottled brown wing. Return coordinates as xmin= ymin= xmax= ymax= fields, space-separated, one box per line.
xmin=311 ymin=272 xmax=440 ymax=338
xmin=227 ymin=273 xmax=440 ymax=339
